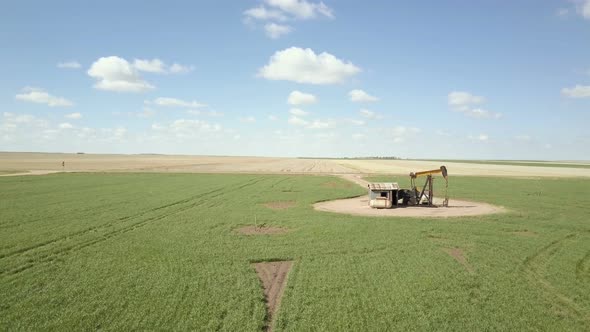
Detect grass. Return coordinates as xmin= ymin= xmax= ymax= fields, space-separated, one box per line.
xmin=0 ymin=173 xmax=589 ymax=331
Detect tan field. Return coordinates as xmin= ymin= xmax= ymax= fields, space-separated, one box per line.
xmin=1 ymin=152 xmax=590 ymax=177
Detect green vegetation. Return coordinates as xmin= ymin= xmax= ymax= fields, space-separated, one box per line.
xmin=414 ymin=159 xmax=590 ymax=169
xmin=1 ymin=173 xmax=589 ymax=331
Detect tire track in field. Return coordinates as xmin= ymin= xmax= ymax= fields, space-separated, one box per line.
xmin=521 ymin=233 xmax=590 ymax=324
xmin=1 ymin=177 xmax=269 ymax=277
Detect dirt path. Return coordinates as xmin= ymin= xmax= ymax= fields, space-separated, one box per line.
xmin=313 ymin=196 xmax=506 ymax=218
xmin=254 ymin=261 xmax=293 ymax=332
xmin=322 ymin=173 xmax=506 ymax=218
xmin=0 ymin=170 xmax=61 ymax=177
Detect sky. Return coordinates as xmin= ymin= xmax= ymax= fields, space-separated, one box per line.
xmin=1 ymin=0 xmax=589 ymax=160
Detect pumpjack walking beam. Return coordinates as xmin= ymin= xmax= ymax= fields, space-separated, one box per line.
xmin=409 ymin=166 xmax=449 ymax=207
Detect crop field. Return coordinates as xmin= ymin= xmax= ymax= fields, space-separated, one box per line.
xmin=1 ymin=173 xmax=589 ymax=331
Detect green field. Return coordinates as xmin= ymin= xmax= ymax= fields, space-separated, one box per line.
xmin=1 ymin=173 xmax=589 ymax=331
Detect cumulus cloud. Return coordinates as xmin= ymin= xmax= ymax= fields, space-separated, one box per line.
xmin=133 ymin=58 xmax=194 ymax=74
xmin=15 ymin=87 xmax=74 ymax=107
xmin=133 ymin=58 xmax=166 ymax=73
xmin=561 ymin=85 xmax=590 ymax=98
xmin=288 ymin=115 xmax=309 ymax=126
xmin=448 ymin=91 xmax=501 ymax=119
xmin=287 ymin=115 xmax=333 ymax=129
xmin=57 ymin=61 xmax=81 ymax=69
xmin=59 ymin=122 xmax=73 ymax=129
xmin=148 ymin=97 xmax=207 ymax=108
xmin=289 ymin=108 xmax=309 ymax=116
xmin=258 ymin=47 xmax=360 ymax=84
xmin=245 ymin=0 xmax=333 ymax=21
xmin=88 ymin=56 xmax=155 ymax=92
xmin=65 ymin=112 xmax=82 ymax=119
xmin=448 ymin=91 xmax=485 ymax=107
xmin=287 ymin=90 xmax=317 ymax=105
xmin=265 ymin=23 xmax=293 ymax=39
xmin=359 ymin=109 xmax=382 ymax=119
xmin=244 ymin=5 xmax=288 ymax=21
xmin=265 ymin=0 xmax=333 ymax=19
xmin=349 ymin=89 xmax=379 ymax=102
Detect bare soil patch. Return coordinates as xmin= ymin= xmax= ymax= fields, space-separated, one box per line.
xmin=254 ymin=260 xmax=293 ymax=331
xmin=236 ymin=226 xmax=290 ymax=235
xmin=313 ymin=196 xmax=506 ymax=218
xmin=443 ymin=248 xmax=474 ymax=274
xmin=263 ymin=201 xmax=296 ymax=210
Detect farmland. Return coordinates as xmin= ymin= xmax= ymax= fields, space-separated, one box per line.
xmin=1 ymin=172 xmax=589 ymax=330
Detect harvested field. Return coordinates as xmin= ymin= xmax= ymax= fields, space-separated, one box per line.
xmin=253 ymin=261 xmax=293 ymax=331
xmin=1 ymin=152 xmax=590 ymax=178
xmin=237 ymin=226 xmax=291 ymax=235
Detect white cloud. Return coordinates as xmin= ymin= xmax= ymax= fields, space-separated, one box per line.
xmin=448 ymin=91 xmax=485 ymax=107
xmin=349 ymin=89 xmax=379 ymax=102
xmin=57 ymin=61 xmax=81 ymax=69
xmin=359 ymin=109 xmax=382 ymax=119
xmin=265 ymin=0 xmax=333 ymax=19
xmin=435 ymin=130 xmax=452 ymax=137
xmin=133 ymin=58 xmax=166 ymax=73
xmin=288 ymin=115 xmax=309 ymax=126
xmin=287 ymin=90 xmax=317 ymax=105
xmin=152 ymin=119 xmax=222 ymax=137
xmin=244 ymin=5 xmax=288 ymax=21
xmin=268 ymin=114 xmax=279 ymax=121
xmin=149 ymin=97 xmax=207 ymax=108
xmin=65 ymin=112 xmax=82 ymax=119
xmin=169 ymin=63 xmax=194 ymax=74
xmin=463 ymin=108 xmax=502 ymax=119
xmin=187 ymin=109 xmax=223 ymax=117
xmin=133 ymin=58 xmax=194 ymax=74
xmin=258 ymin=47 xmax=360 ymax=84
xmin=561 ymin=85 xmax=590 ymax=98
xmin=88 ymin=56 xmax=154 ymax=92
xmin=556 ymin=8 xmax=569 ymax=18
xmin=515 ymin=135 xmax=531 ymax=141
xmin=352 ymin=133 xmax=365 ymax=140
xmin=469 ymin=134 xmax=489 ymax=142
xmin=576 ymin=0 xmax=590 ymax=19
xmin=344 ymin=119 xmax=365 ymax=126
xmin=448 ymin=91 xmax=501 ymax=119
xmin=240 ymin=116 xmax=256 ymax=123
xmin=59 ymin=122 xmax=73 ymax=129
xmin=15 ymin=87 xmax=74 ymax=107
xmin=389 ymin=126 xmax=420 ymax=143
xmin=265 ymin=23 xmax=293 ymax=39
xmin=289 ymin=108 xmax=309 ymax=116
xmin=306 ymin=119 xmax=333 ymax=129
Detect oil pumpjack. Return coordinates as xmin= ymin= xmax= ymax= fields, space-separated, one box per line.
xmin=367 ymin=166 xmax=449 ymax=209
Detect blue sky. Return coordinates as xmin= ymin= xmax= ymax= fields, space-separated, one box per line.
xmin=1 ymin=0 xmax=589 ymax=159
